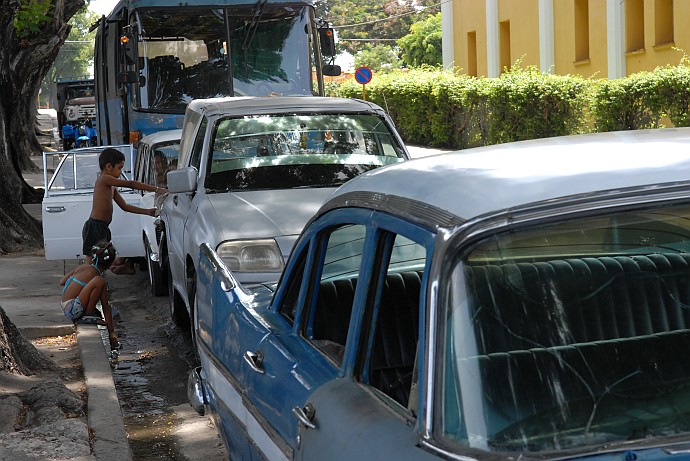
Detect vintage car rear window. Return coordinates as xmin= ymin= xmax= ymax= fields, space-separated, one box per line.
xmin=205 ymin=113 xmax=405 ymax=191
xmin=46 ymin=147 xmax=134 ymax=193
xmin=439 ymin=202 xmax=690 ymax=453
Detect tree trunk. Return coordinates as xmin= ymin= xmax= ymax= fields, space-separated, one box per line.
xmin=0 ymin=0 xmax=84 ymax=253
xmin=0 ymin=304 xmax=57 ymax=375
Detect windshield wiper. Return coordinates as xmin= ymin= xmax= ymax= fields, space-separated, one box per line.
xmin=291 ymin=183 xmax=340 ymax=189
xmin=242 ymin=0 xmax=268 ymax=52
xmin=205 ymin=187 xmax=229 ymax=194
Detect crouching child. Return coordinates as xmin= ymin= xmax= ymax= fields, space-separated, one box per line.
xmin=60 ymin=241 xmax=120 ymax=349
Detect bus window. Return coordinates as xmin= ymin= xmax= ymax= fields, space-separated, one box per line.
xmin=129 ymin=5 xmax=315 ymax=113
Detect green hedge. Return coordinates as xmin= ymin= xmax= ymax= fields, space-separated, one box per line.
xmin=329 ymin=62 xmax=690 ymax=149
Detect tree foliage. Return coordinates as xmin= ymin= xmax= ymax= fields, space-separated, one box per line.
xmin=0 ymin=0 xmax=85 ymax=253
xmin=398 ymin=12 xmax=442 ymax=68
xmin=332 ymin=66 xmax=590 ymax=149
xmin=314 ymin=0 xmax=439 ymax=55
xmin=353 ymin=44 xmax=402 ymax=72
xmin=39 ymin=6 xmax=97 ymax=107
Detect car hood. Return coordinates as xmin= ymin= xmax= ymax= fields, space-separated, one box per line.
xmin=207 ymin=188 xmax=336 ymax=241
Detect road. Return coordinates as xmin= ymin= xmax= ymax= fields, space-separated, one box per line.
xmin=104 ymin=268 xmax=227 ymax=461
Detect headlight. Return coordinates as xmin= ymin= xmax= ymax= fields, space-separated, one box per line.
xmin=65 ymin=106 xmax=78 ymax=121
xmin=216 ymin=239 xmax=283 ymax=272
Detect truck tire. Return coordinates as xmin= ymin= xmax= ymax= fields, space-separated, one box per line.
xmin=146 ymin=240 xmax=166 ymax=296
xmin=168 ymin=262 xmax=188 ymax=328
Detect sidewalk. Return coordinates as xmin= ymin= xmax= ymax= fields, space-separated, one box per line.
xmin=0 ymin=157 xmax=133 ymax=460
xmin=0 ymin=252 xmax=133 ymax=461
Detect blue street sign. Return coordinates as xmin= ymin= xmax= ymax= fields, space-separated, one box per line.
xmin=354 ymin=66 xmax=373 ymax=85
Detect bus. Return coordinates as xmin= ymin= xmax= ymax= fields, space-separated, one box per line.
xmin=92 ymin=0 xmax=339 ymax=146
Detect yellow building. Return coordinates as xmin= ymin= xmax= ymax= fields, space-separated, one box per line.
xmin=442 ymin=0 xmax=689 ymax=78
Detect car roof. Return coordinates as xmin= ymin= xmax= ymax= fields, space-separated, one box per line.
xmin=139 ymin=129 xmax=182 ymax=145
xmin=185 ymin=96 xmax=387 ymax=118
xmin=329 ymin=127 xmax=690 ymax=222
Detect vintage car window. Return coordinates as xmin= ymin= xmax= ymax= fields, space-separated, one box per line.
xmin=366 ymin=234 xmax=426 ymax=409
xmin=438 ymin=202 xmax=690 ymax=454
xmin=204 ymin=114 xmax=405 ymax=191
xmin=306 ymin=224 xmax=366 ymax=366
xmin=46 ymin=148 xmax=133 ymax=193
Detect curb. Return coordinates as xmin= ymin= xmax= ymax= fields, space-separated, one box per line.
xmin=21 ymin=325 xmax=76 ymax=340
xmin=77 ymin=325 xmax=133 ymax=461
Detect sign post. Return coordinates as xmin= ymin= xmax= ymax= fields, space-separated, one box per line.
xmin=354 ymin=66 xmax=373 ymax=100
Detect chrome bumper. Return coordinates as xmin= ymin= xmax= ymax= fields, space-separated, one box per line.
xmin=187 ymin=366 xmax=206 ymax=416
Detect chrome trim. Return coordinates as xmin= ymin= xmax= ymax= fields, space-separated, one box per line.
xmin=148 ymin=249 xmax=159 ymax=262
xmin=421 ymin=227 xmax=452 ymax=437
xmin=187 ymin=366 xmax=205 ymax=415
xmin=45 ymin=206 xmax=66 ymax=213
xmin=200 ymin=242 xmax=237 ymax=291
xmin=665 ymin=445 xmax=690 ymax=455
xmin=419 ymin=439 xmax=478 ymax=461
xmin=243 ymin=350 xmax=265 ymax=374
xmin=292 ymin=404 xmax=316 ymax=430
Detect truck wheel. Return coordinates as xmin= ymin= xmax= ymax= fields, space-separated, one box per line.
xmin=146 ymin=241 xmax=166 ymax=296
xmin=168 ymin=262 xmax=188 ymax=328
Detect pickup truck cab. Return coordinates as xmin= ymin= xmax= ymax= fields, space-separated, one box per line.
xmin=159 ymin=96 xmax=409 ymax=328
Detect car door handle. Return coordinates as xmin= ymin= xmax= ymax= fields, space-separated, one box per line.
xmin=173 ymin=195 xmax=178 ymax=206
xmin=292 ymin=403 xmax=317 ymax=429
xmin=243 ymin=350 xmax=264 ymax=374
xmin=45 ymin=206 xmax=66 ymax=213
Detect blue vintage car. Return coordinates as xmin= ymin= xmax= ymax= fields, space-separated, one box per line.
xmin=189 ymin=127 xmax=690 ymax=460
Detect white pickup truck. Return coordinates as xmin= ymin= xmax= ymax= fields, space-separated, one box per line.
xmin=158 ymin=96 xmax=409 ymax=329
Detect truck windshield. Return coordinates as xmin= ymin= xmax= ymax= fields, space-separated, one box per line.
xmin=133 ymin=6 xmax=315 ymax=112
xmin=205 ymin=113 xmax=405 ymax=191
xmin=441 ymin=202 xmax=690 ymax=454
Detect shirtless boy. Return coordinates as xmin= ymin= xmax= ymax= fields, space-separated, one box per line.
xmin=82 ymin=148 xmax=167 ymax=273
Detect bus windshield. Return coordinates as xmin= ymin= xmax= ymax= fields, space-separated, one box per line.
xmin=133 ymin=5 xmax=315 ymax=112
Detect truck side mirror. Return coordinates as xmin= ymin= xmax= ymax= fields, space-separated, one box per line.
xmin=120 ymin=35 xmax=136 ymax=66
xmin=118 ymin=71 xmax=138 ymax=84
xmin=318 ymin=28 xmax=336 ymax=57
xmin=322 ymin=64 xmax=341 ymax=77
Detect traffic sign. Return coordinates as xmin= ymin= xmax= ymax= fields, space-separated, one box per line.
xmin=354 ymin=66 xmax=373 ymax=85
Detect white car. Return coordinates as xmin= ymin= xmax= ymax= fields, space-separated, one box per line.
xmin=160 ymin=96 xmax=410 ymax=329
xmin=133 ymin=129 xmax=182 ymax=295
xmin=42 ymin=145 xmax=143 ymax=260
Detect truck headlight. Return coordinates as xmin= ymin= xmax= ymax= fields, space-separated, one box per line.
xmin=65 ymin=106 xmax=78 ymax=121
xmin=216 ymin=239 xmax=283 ymax=272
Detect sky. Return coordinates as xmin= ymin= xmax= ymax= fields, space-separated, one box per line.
xmin=88 ymin=0 xmax=119 ymax=16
